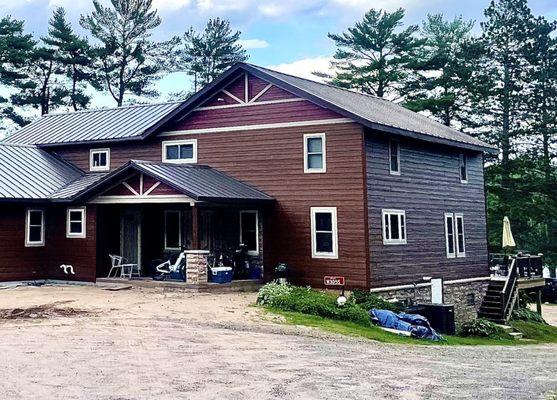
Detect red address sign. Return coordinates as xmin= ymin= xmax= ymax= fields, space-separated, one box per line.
xmin=324 ymin=276 xmax=345 ymax=286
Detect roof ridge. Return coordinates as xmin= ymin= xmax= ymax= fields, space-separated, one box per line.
xmin=43 ymin=100 xmax=184 ymax=117
xmin=0 ymin=142 xmax=38 ymax=148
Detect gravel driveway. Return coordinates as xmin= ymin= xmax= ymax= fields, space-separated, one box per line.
xmin=0 ymin=285 xmax=555 ymax=400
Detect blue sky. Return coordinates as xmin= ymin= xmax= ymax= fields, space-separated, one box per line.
xmin=2 ymin=0 xmax=557 ymax=108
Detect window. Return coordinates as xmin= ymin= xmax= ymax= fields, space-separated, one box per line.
xmin=304 ymin=133 xmax=326 ymax=173
xmin=382 ymin=209 xmax=406 ymax=245
xmin=310 ymin=207 xmax=338 ymax=258
xmin=240 ymin=210 xmax=259 ymax=255
xmin=459 ymin=153 xmax=468 ymax=183
xmin=162 ymin=139 xmax=197 ymax=164
xmin=25 ymin=209 xmax=44 ymax=247
xmin=389 ymin=140 xmax=400 ymax=175
xmin=164 ymin=210 xmax=181 ymax=250
xmin=445 ymin=212 xmax=466 ymax=258
xmin=66 ymin=207 xmax=86 ymax=238
xmin=90 ymin=149 xmax=110 ymax=172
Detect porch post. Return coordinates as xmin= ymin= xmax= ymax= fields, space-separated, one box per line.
xmin=191 ymin=204 xmax=200 ymax=249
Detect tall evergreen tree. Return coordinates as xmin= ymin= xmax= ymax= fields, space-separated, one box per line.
xmin=80 ymin=0 xmax=175 ymax=106
xmin=404 ymin=15 xmax=477 ymax=127
xmin=324 ymin=8 xmax=423 ymax=99
xmin=43 ymin=7 xmax=97 ymax=111
xmin=177 ymin=18 xmax=248 ymax=93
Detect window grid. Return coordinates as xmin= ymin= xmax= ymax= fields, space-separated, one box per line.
xmin=310 ymin=207 xmax=338 ymax=259
xmin=389 ymin=140 xmax=400 ymax=175
xmin=25 ymin=209 xmax=44 ymax=247
xmin=445 ymin=212 xmax=466 ymax=258
xmin=90 ymin=149 xmax=110 ymax=172
xmin=303 ymin=133 xmax=326 ymax=173
xmin=66 ymin=207 xmax=86 ymax=238
xmin=382 ymin=209 xmax=406 ymax=245
xmin=162 ymin=139 xmax=198 ymax=164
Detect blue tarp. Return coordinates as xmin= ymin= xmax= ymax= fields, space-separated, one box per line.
xmin=369 ymin=309 xmax=444 ymax=341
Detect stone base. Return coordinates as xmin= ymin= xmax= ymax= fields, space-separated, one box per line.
xmin=370 ymin=278 xmax=490 ymax=328
xmin=185 ymin=250 xmax=210 ymax=284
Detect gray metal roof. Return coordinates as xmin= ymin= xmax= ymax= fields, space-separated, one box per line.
xmin=6 ymin=102 xmax=182 ymax=146
xmin=49 ymin=173 xmax=107 ymax=200
xmin=244 ymin=64 xmax=496 ymax=152
xmin=0 ymin=143 xmax=83 ymax=200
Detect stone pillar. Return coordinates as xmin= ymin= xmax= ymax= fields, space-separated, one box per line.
xmin=185 ymin=250 xmax=209 ymax=284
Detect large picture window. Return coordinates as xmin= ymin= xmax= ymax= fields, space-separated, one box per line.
xmin=445 ymin=212 xmax=465 ymax=258
xmin=310 ymin=207 xmax=338 ymax=258
xmin=25 ymin=209 xmax=45 ymax=247
xmin=164 ymin=210 xmax=182 ymax=250
xmin=304 ymin=133 xmax=326 ymax=173
xmin=382 ymin=209 xmax=406 ymax=245
xmin=66 ymin=207 xmax=86 ymax=238
xmin=240 ymin=210 xmax=258 ymax=255
xmin=162 ymin=139 xmax=197 ymax=164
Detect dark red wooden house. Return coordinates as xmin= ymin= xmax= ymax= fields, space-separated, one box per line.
xmin=0 ymin=63 xmax=498 ymax=321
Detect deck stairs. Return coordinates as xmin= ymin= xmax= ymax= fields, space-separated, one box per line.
xmin=478 ymin=259 xmax=519 ymax=324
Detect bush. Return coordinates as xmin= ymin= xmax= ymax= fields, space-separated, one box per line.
xmin=257 ymin=284 xmax=370 ymax=326
xmin=349 ymin=289 xmax=403 ymax=313
xmin=511 ymin=307 xmax=547 ymax=324
xmin=459 ymin=319 xmax=506 ymax=338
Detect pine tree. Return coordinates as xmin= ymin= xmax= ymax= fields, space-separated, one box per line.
xmin=43 ymin=7 xmax=97 ymax=111
xmin=404 ymin=15 xmax=477 ymax=127
xmin=324 ymin=8 xmax=423 ymax=99
xmin=177 ymin=18 xmax=248 ymax=93
xmin=80 ymin=0 xmax=176 ymax=106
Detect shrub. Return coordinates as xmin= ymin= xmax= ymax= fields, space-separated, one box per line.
xmin=257 ymin=284 xmax=370 ymax=326
xmin=459 ymin=319 xmax=506 ymax=338
xmin=349 ymin=289 xmax=403 ymax=313
xmin=511 ymin=307 xmax=547 ymax=324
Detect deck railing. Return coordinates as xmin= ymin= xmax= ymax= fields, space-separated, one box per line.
xmin=502 ymin=258 xmax=519 ymax=320
xmin=490 ymin=253 xmax=543 ymax=279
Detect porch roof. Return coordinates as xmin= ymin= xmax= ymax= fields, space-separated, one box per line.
xmin=74 ymin=160 xmax=275 ymax=204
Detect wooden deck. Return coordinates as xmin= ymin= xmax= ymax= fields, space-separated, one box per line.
xmin=96 ymin=277 xmax=264 ymax=293
xmin=517 ymin=277 xmax=546 ymax=290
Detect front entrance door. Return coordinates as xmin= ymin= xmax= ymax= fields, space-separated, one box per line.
xmin=120 ymin=210 xmax=141 ymax=270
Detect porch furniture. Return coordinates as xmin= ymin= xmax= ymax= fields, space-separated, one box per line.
xmin=108 ymin=255 xmax=124 ymax=278
xmin=122 ymin=263 xmax=141 ymax=279
xmin=108 ymin=254 xmax=139 ymax=279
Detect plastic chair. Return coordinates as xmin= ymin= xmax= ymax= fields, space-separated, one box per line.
xmin=108 ymin=255 xmax=124 ymax=278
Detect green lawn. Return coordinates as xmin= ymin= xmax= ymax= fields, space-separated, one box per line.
xmin=266 ymin=308 xmax=557 ymax=346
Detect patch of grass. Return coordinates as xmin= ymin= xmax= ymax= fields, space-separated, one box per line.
xmin=267 ymin=308 xmax=524 ymax=346
xmin=510 ymin=320 xmax=557 ymax=343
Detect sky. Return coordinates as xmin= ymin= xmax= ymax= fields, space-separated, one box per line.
xmin=2 ymin=0 xmax=557 ymax=109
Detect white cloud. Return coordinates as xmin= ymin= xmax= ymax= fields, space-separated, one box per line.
xmin=152 ymin=0 xmax=192 ymax=12
xmin=266 ymin=56 xmax=333 ymax=82
xmin=238 ymin=39 xmax=269 ymax=49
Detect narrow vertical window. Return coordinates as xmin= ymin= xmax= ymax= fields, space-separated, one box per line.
xmin=455 ymin=214 xmax=466 ymax=257
xmin=66 ymin=207 xmax=86 ymax=238
xmin=445 ymin=213 xmax=455 ymax=258
xmin=459 ymin=153 xmax=468 ymax=183
xmin=382 ymin=209 xmax=406 ymax=244
xmin=164 ymin=210 xmax=181 ymax=250
xmin=310 ymin=207 xmax=338 ymax=258
xmin=90 ymin=149 xmax=110 ymax=172
xmin=240 ymin=210 xmax=259 ymax=255
xmin=304 ymin=133 xmax=326 ymax=173
xmin=389 ymin=140 xmax=400 ymax=175
xmin=25 ymin=209 xmax=44 ymax=247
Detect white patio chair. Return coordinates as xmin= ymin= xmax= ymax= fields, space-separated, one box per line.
xmin=108 ymin=255 xmax=125 ymax=278
xmin=122 ymin=263 xmax=141 ymax=279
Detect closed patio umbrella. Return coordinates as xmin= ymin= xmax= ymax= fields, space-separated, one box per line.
xmin=502 ymin=216 xmax=516 ymax=249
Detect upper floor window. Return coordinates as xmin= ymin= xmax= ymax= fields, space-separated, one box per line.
xmin=389 ymin=140 xmax=400 ymax=175
xmin=25 ymin=209 xmax=44 ymax=247
xmin=382 ymin=209 xmax=406 ymax=245
xmin=304 ymin=133 xmax=326 ymax=173
xmin=459 ymin=153 xmax=468 ymax=183
xmin=445 ymin=212 xmax=465 ymax=258
xmin=240 ymin=210 xmax=259 ymax=255
xmin=66 ymin=207 xmax=86 ymax=238
xmin=310 ymin=207 xmax=338 ymax=258
xmin=162 ymin=139 xmax=197 ymax=164
xmin=90 ymin=149 xmax=110 ymax=172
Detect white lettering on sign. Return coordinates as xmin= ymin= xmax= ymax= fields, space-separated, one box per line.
xmin=324 ymin=276 xmax=345 ymax=286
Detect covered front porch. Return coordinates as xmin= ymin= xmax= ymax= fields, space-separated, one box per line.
xmin=77 ymin=160 xmax=273 ymax=285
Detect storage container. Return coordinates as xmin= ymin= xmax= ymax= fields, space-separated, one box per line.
xmin=210 ymin=266 xmax=233 ymax=284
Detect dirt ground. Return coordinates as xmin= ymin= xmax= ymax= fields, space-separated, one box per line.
xmin=0 ymin=284 xmax=556 ymax=400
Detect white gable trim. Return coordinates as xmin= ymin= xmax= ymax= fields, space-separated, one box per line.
xmin=194 ymin=97 xmax=305 ymax=111
xmin=158 ymin=118 xmax=354 ymax=137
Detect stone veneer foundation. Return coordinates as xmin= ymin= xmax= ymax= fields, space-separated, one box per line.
xmin=185 ymin=250 xmax=210 ymax=284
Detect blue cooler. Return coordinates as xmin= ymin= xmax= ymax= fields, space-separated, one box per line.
xmin=210 ymin=267 xmax=233 ymax=284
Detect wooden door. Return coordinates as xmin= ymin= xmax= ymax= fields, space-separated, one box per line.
xmin=120 ymin=210 xmax=141 ymax=269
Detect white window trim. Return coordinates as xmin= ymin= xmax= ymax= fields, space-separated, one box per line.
xmin=162 ymin=139 xmax=198 ymax=164
xmin=239 ymin=210 xmax=259 ymax=256
xmin=25 ymin=209 xmax=45 ymax=247
xmin=382 ymin=209 xmax=407 ymax=245
xmin=66 ymin=207 xmax=86 ymax=238
xmin=164 ymin=210 xmax=182 ymax=250
xmin=459 ymin=153 xmax=468 ymax=183
xmin=444 ymin=213 xmax=456 ymax=258
xmin=303 ymin=133 xmax=326 ymax=173
xmin=89 ymin=148 xmax=110 ymax=172
xmin=455 ymin=213 xmax=466 ymax=257
xmin=310 ymin=207 xmax=338 ymax=259
xmin=389 ymin=140 xmax=401 ymax=175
